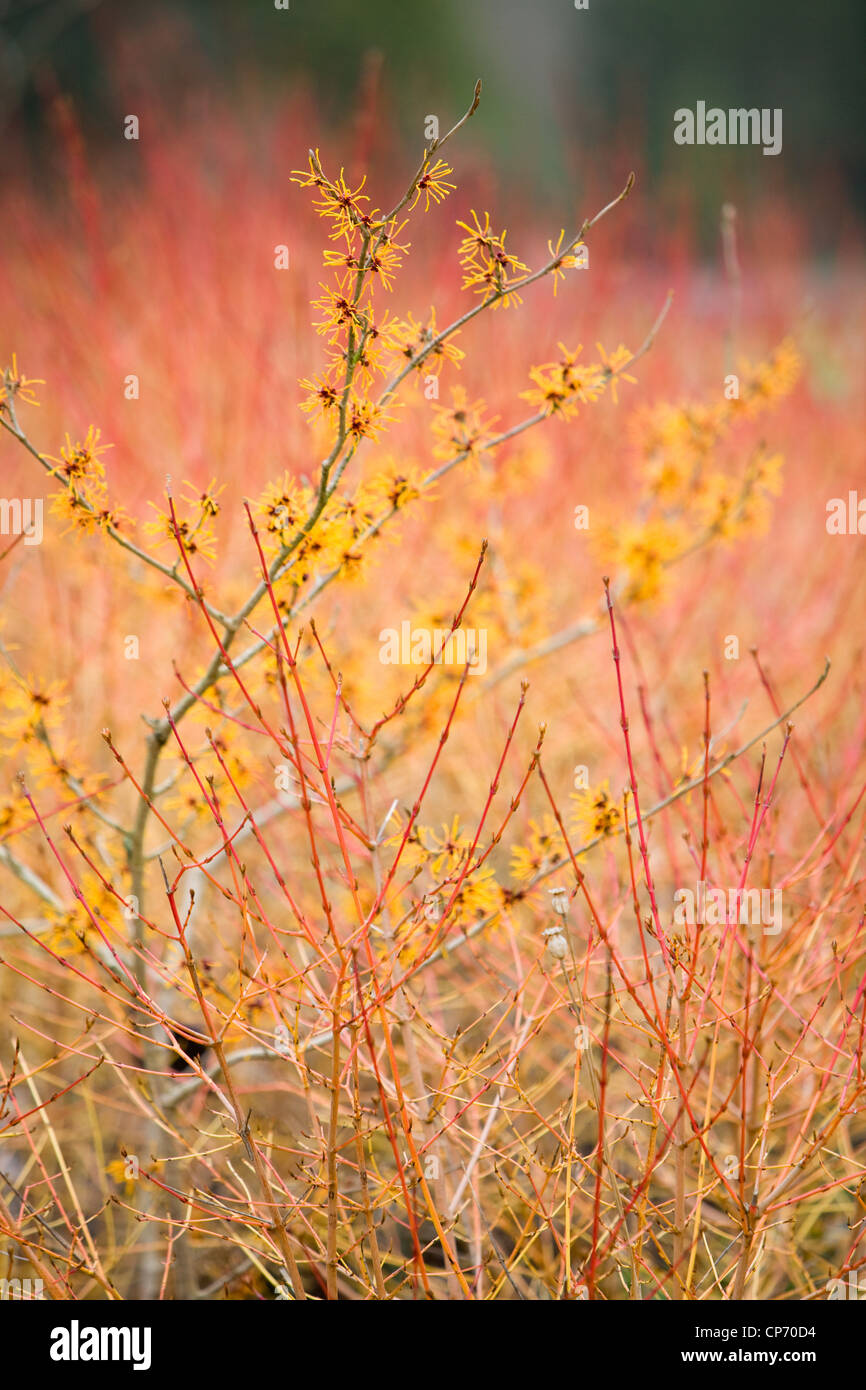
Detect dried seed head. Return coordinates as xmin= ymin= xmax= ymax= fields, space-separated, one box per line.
xmin=543 ymin=925 xmax=569 ymax=960
xmin=548 ymin=885 xmax=570 ymax=916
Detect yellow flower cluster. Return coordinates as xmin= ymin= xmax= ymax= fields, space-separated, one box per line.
xmin=292 ymin=148 xmax=459 ymax=436
xmin=570 ymin=781 xmax=623 ymax=841
xmin=47 ymin=427 xmax=129 ymax=537
xmin=43 ymin=868 xmax=124 ymax=956
xmin=598 ymin=339 xmax=800 ymax=601
xmin=386 ymin=308 xmax=465 ymax=380
xmin=510 ymin=814 xmax=566 ymax=882
xmin=0 ymin=787 xmax=30 ymax=836
xmin=145 ymin=478 xmax=225 ymax=563
xmin=724 ymin=338 xmax=800 ymax=419
xmin=253 ymin=466 xmax=428 ymax=584
xmin=521 ymin=342 xmax=636 ymax=419
xmin=597 ymin=518 xmax=689 ymax=603
xmin=1 ymin=674 xmax=68 ymax=754
xmin=395 ymin=816 xmax=500 ymax=938
xmin=457 ymin=210 xmax=530 ymax=308
xmin=430 ymin=387 xmax=499 ymax=462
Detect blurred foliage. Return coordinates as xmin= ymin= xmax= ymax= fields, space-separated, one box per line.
xmin=0 ymin=0 xmax=863 ymax=232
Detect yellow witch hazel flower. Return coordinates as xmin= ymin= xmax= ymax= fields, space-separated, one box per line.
xmin=697 ymin=448 xmax=785 ymax=539
xmin=44 ymin=869 xmax=121 ymax=955
xmin=547 ymin=231 xmax=582 ymax=295
xmin=258 ymin=475 xmax=386 ymax=588
xmin=208 ymin=725 xmax=255 ymax=793
xmin=570 ymin=781 xmax=623 ymax=842
xmin=633 ymin=340 xmax=799 ymax=503
xmin=401 ymin=816 xmax=500 ymax=934
xmin=145 ymin=478 xmax=224 ymax=563
xmin=312 ymin=274 xmax=369 ymax=343
xmin=292 ymin=152 xmax=382 ymax=240
xmin=588 ymin=339 xmax=796 ymax=605
xmin=46 ymin=426 xmax=129 ymax=536
xmin=725 ymin=338 xmax=800 ymax=419
xmin=521 ymin=342 xmax=636 ymax=419
xmin=694 ymin=472 xmax=744 ymax=539
xmin=359 ymin=226 xmax=410 ymax=292
xmin=416 ymin=815 xmax=472 ymax=878
xmin=364 ymin=462 xmax=428 ymax=516
xmin=298 ymin=373 xmax=342 ymax=425
xmin=522 ymin=345 xmax=604 ymax=419
xmin=410 ymin=158 xmax=456 ymax=212
xmin=105 ymin=1158 xmax=138 ymax=1196
xmin=510 ymin=815 xmax=566 ymax=883
xmin=445 ymin=869 xmax=500 ymax=930
xmin=1 ymin=675 xmax=68 ymax=752
xmin=430 ymin=386 xmax=499 ymax=462
xmin=255 ymin=473 xmax=314 ymax=544
xmin=743 ymin=447 xmax=785 ymax=529
xmin=633 ymin=400 xmax=720 ymax=502
xmin=747 ymin=446 xmax=784 ymax=496
xmin=20 ymin=737 xmax=88 ymax=791
xmin=48 ymin=488 xmax=129 ymax=538
xmin=345 ymin=393 xmax=397 ymax=445
xmin=47 ymin=425 xmax=110 ymax=484
xmin=596 ymin=342 xmax=638 ymax=404
xmin=297 ymin=485 xmax=382 ymax=585
xmin=0 ymin=353 xmax=43 ymax=411
xmin=322 ymin=221 xmax=409 ymax=291
xmin=386 ymin=308 xmax=465 ymax=379
xmin=596 ymin=517 xmax=687 ymax=604
xmin=457 ymin=210 xmax=530 ymax=308
xmin=0 ymin=787 xmax=30 ymax=836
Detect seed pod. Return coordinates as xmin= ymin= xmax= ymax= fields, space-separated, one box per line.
xmin=548 ymin=886 xmax=569 ymax=917
xmin=543 ymin=926 xmax=569 ymax=959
